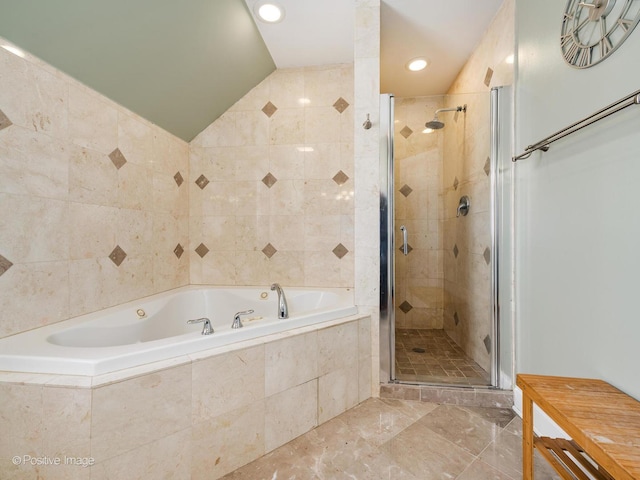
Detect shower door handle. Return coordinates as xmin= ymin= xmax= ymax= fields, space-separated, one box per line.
xmin=400 ymin=225 xmax=408 ymax=256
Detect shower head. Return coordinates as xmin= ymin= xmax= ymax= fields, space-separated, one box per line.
xmin=425 ymin=104 xmax=467 ymax=130
xmin=425 ymin=119 xmax=445 ymax=130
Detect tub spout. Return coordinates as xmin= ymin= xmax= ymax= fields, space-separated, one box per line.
xmin=270 ymin=283 xmax=289 ymax=319
xmin=187 ymin=317 xmax=213 ymax=335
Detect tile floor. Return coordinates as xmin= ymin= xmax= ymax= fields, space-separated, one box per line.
xmin=395 ymin=329 xmax=490 ymax=386
xmin=222 ymin=397 xmax=561 ymax=479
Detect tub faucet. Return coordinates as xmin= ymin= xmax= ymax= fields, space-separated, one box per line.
xmin=231 ymin=310 xmax=254 ymax=329
xmin=187 ymin=317 xmax=213 ymax=335
xmin=270 ymin=283 xmax=289 ymax=319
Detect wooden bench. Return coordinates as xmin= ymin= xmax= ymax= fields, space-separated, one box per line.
xmin=517 ymin=374 xmax=640 ymax=480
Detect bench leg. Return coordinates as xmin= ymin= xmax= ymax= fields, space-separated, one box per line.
xmin=522 ymin=393 xmax=534 ymax=479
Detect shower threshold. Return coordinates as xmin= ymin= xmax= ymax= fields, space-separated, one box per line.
xmin=394 ymin=329 xmax=491 ymax=387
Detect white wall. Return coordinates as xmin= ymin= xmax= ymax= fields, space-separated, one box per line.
xmin=515 ymin=0 xmax=640 ymax=399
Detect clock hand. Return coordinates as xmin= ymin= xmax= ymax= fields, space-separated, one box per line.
xmin=578 ymin=1 xmax=603 ymax=8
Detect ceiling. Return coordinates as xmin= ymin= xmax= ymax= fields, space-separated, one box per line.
xmin=0 ymin=0 xmax=504 ymax=141
xmin=248 ymin=0 xmax=504 ymax=96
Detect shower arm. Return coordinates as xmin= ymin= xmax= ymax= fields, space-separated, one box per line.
xmin=434 ymin=105 xmax=466 ymax=116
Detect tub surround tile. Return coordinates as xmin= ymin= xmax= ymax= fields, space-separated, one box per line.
xmin=0 ymin=316 xmax=372 ymax=479
xmin=265 ymin=332 xmax=317 ymax=397
xmin=192 ymin=401 xmax=265 ymax=480
xmin=318 ymin=321 xmax=358 ymax=375
xmin=318 ymin=366 xmax=359 ymax=424
xmin=192 ymin=345 xmax=265 ymax=421
xmin=92 ymin=428 xmax=191 ymax=480
xmin=0 ymin=38 xmax=189 ymax=341
xmin=68 ymin=84 xmax=118 ymax=155
xmin=0 ymin=126 xmax=69 ymax=199
xmin=0 ymin=261 xmax=70 ymax=338
xmin=91 ymin=364 xmax=192 ymax=461
xmin=0 ymin=46 xmax=68 ymax=137
xmin=265 ymin=379 xmax=318 ymax=452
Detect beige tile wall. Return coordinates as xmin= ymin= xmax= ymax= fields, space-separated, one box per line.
xmin=0 ymin=316 xmax=372 ymax=479
xmin=354 ymin=0 xmax=381 ymax=395
xmin=442 ymin=0 xmax=514 ymax=371
xmin=0 ymin=40 xmax=190 ymax=340
xmin=393 ymin=96 xmax=445 ymax=330
xmin=189 ymin=65 xmax=354 ymax=288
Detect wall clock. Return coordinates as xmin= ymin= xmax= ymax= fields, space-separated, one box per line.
xmin=561 ymin=0 xmax=640 ymax=68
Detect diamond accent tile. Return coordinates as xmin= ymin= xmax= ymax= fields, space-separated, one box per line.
xmin=0 ymin=254 xmax=13 ymax=277
xmin=399 ymin=184 xmax=413 ymax=197
xmin=195 ymin=174 xmax=210 ymax=190
xmin=332 ymin=243 xmax=348 ymax=259
xmin=174 ymin=171 xmax=184 ymax=187
xmin=483 ymin=247 xmax=491 ymax=265
xmin=262 ymin=243 xmax=277 ymax=258
xmin=453 ymin=244 xmax=459 ymax=258
xmin=454 ymin=311 xmax=460 ymax=326
xmin=333 ymin=97 xmax=349 ymax=114
xmin=332 ymin=170 xmax=349 ymax=186
xmin=399 ymin=244 xmax=413 ymax=254
xmin=484 ymin=67 xmax=494 ymax=87
xmin=399 ymin=301 xmax=413 ymax=314
xmin=0 ymin=109 xmax=13 ymax=131
xmin=484 ymin=157 xmax=491 ymax=176
xmin=108 ymin=245 xmax=127 ymax=267
xmin=109 ymin=148 xmax=127 ymax=170
xmin=262 ymin=172 xmax=278 ymax=188
xmin=453 ymin=177 xmax=459 ymax=190
xmin=174 ymin=244 xmax=184 ymax=259
xmin=262 ymin=101 xmax=278 ymax=118
xmin=484 ymin=334 xmax=492 ymax=355
xmin=400 ymin=126 xmax=413 ymax=138
xmin=195 ymin=243 xmax=209 ymax=258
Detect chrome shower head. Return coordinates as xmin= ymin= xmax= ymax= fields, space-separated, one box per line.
xmin=425 ymin=118 xmax=445 ymax=130
xmin=425 ymin=104 xmax=467 ymax=130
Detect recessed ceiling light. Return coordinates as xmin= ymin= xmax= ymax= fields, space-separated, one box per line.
xmin=254 ymin=2 xmax=285 ymax=23
xmin=406 ymin=58 xmax=428 ymax=72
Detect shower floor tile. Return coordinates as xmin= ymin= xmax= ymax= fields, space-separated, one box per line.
xmin=394 ymin=329 xmax=490 ymax=386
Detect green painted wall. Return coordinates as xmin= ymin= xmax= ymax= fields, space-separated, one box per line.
xmin=0 ymin=0 xmax=276 ymax=141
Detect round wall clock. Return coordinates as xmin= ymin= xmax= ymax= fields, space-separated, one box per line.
xmin=561 ymin=0 xmax=640 ymax=68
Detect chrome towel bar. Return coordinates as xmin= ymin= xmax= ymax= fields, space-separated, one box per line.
xmin=513 ymin=89 xmax=640 ymax=162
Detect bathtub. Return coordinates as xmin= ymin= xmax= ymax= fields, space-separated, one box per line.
xmin=0 ymin=285 xmax=357 ymax=376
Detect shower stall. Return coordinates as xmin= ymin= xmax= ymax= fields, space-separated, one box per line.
xmin=380 ymin=87 xmax=513 ymax=389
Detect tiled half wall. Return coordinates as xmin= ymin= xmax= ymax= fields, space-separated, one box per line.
xmin=0 ymin=316 xmax=372 ymax=480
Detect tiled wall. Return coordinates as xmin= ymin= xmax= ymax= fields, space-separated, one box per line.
xmin=393 ymin=96 xmax=445 ymax=329
xmin=441 ymin=92 xmax=492 ymax=372
xmin=0 ymin=316 xmax=372 ymax=479
xmin=0 ymin=41 xmax=189 ymax=339
xmin=354 ymin=0 xmax=381 ymax=394
xmin=442 ymin=0 xmax=515 ymax=371
xmin=189 ymin=65 xmax=354 ymax=287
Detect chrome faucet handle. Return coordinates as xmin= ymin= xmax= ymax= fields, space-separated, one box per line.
xmin=187 ymin=317 xmax=214 ymax=335
xmin=231 ymin=309 xmax=254 ymax=329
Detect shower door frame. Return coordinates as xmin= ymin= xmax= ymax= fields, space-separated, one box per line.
xmin=379 ymin=88 xmax=512 ymax=389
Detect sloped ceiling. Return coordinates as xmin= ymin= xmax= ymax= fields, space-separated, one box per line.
xmin=0 ymin=0 xmax=276 ymax=141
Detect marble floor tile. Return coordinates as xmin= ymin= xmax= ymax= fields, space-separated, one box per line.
xmin=416 ymin=404 xmax=503 ymax=455
xmin=222 ymin=397 xmax=560 ymax=480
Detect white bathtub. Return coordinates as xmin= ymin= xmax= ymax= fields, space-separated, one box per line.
xmin=0 ymin=285 xmax=357 ymax=376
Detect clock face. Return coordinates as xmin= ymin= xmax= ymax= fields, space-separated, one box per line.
xmin=561 ymin=0 xmax=640 ymax=68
